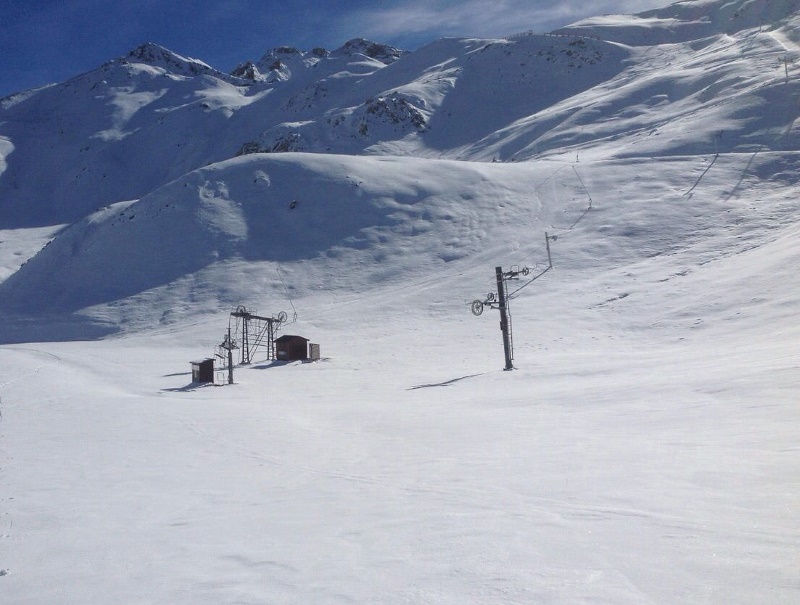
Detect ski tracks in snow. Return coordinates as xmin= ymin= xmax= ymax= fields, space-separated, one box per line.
xmin=0 ymin=346 xmax=62 ymax=391
xmin=155 ymin=402 xmax=781 ymax=563
xmin=0 ymin=346 xmax=62 ymax=555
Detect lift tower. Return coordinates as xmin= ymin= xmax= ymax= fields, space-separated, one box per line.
xmin=229 ymin=305 xmax=288 ymax=364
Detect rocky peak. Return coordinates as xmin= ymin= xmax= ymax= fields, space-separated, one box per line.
xmin=125 ymin=43 xmax=251 ymax=85
xmin=231 ymin=60 xmax=262 ymax=81
xmin=126 ymin=43 xmax=214 ymax=75
xmin=334 ymin=38 xmax=408 ymax=64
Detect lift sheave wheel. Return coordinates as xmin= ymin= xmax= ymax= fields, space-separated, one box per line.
xmin=471 ymin=300 xmax=485 ymax=316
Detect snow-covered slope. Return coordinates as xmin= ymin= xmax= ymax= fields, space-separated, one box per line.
xmin=0 ymin=2 xmax=798 ymax=603
xmin=555 ymin=0 xmax=800 ymax=44
xmin=1 ymin=148 xmax=797 ymax=332
xmin=3 ymin=1 xmax=800 ymax=231
xmin=0 ymin=154 xmax=559 ymax=318
xmin=2 ymin=0 xmax=799 ymax=325
xmin=0 ymin=40 xmax=399 ymax=228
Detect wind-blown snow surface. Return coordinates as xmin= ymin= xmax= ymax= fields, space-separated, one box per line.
xmin=1 ymin=0 xmax=799 ymax=603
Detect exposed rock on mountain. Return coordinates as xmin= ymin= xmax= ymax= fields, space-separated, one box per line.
xmin=333 ymin=38 xmax=409 ymax=64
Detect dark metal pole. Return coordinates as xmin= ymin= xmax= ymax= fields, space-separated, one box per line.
xmin=495 ymin=266 xmax=513 ymax=371
xmin=227 ymin=327 xmax=234 ymax=385
xmin=268 ymin=320 xmax=275 ymax=360
xmin=243 ymin=317 xmax=253 ymax=364
xmin=545 ymin=232 xmax=553 ymax=268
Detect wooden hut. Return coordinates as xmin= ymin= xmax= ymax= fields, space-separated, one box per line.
xmin=191 ymin=358 xmax=214 ymax=383
xmin=275 ymin=335 xmax=310 ymax=361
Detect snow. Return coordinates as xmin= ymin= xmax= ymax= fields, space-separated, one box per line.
xmin=1 ymin=0 xmax=798 ymax=603
xmin=0 ymin=225 xmax=63 ymax=283
xmin=1 ymin=245 xmax=797 ymax=602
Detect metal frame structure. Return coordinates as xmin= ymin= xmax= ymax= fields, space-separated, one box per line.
xmin=229 ymin=305 xmax=288 ymax=365
xmin=215 ymin=328 xmax=237 ymax=385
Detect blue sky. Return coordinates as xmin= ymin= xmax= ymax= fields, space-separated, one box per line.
xmin=1 ymin=0 xmax=673 ymax=98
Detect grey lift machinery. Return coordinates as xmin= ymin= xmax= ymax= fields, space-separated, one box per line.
xmin=229 ymin=305 xmax=288 ymax=365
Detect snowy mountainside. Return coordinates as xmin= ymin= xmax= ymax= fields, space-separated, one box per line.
xmin=0 ymin=0 xmax=799 ymax=333
xmin=239 ymin=38 xmax=408 ymax=83
xmin=472 ymin=2 xmax=800 ymax=161
xmin=124 ymin=43 xmax=245 ymax=83
xmin=555 ymin=0 xmax=800 ymax=44
xmin=0 ymin=154 xmax=554 ymax=316
xmin=0 ymin=32 xmax=630 ymax=226
xmin=1 ymin=1 xmax=798 ymax=231
xmin=0 ymin=40 xmax=400 ymax=228
xmin=1 ymin=148 xmax=797 ymax=337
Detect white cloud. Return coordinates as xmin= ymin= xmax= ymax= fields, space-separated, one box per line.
xmin=336 ymin=0 xmax=675 ymax=42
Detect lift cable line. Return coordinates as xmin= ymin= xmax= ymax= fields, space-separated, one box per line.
xmin=545 ymin=165 xmax=593 ymax=241
xmin=276 ymin=266 xmax=299 ymax=323
xmin=507 ymin=232 xmax=555 ymax=300
xmin=468 ymin=165 xmax=594 ymax=371
xmin=503 ymin=164 xmax=592 ymax=269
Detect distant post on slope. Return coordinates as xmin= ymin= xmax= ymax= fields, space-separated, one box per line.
xmin=496 ymin=266 xmax=514 ymax=371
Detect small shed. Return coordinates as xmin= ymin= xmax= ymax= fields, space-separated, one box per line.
xmin=191 ymin=358 xmax=214 ymax=383
xmin=275 ymin=335 xmax=311 ymax=361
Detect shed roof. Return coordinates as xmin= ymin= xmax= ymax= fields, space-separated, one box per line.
xmin=275 ymin=334 xmax=309 ymax=343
